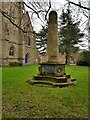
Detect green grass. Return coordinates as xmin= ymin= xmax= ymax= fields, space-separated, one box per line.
xmin=2 ymin=65 xmax=88 ymax=118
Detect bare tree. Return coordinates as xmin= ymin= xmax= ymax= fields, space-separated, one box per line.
xmin=1 ymin=0 xmax=89 ymax=31
xmin=0 ymin=1 xmax=51 ymax=34
xmin=0 ymin=0 xmax=90 ymax=52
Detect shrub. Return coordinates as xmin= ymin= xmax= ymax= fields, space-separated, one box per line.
xmin=77 ymin=51 xmax=90 ymax=66
xmin=77 ymin=60 xmax=88 ymax=66
xmin=9 ymin=62 xmax=22 ymax=66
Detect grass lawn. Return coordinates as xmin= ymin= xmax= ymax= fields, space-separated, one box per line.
xmin=2 ymin=64 xmax=88 ymax=118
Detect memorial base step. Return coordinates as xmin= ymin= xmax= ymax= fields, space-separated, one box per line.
xmin=27 ymin=79 xmax=77 ymax=88
xmin=27 ymin=74 xmax=77 ymax=88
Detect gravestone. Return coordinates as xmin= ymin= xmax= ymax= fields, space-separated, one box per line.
xmin=28 ymin=11 xmax=77 ymax=87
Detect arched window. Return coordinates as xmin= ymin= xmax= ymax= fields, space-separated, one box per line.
xmin=9 ymin=45 xmax=15 ymax=56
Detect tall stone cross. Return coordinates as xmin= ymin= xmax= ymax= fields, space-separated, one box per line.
xmin=47 ymin=11 xmax=59 ymax=62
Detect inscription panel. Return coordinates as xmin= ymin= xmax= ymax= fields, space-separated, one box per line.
xmin=44 ymin=65 xmax=55 ymax=74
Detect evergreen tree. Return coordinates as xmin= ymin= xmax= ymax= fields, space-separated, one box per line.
xmin=36 ymin=26 xmax=48 ymax=52
xmin=59 ymin=9 xmax=84 ymax=64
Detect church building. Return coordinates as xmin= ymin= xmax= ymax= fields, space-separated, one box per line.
xmin=0 ymin=2 xmax=38 ymax=66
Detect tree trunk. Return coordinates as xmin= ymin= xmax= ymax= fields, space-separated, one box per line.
xmin=65 ymin=52 xmax=70 ymax=65
xmin=65 ymin=53 xmax=68 ymax=64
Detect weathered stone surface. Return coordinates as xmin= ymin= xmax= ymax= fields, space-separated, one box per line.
xmin=39 ymin=63 xmax=65 ymax=76
xmin=47 ymin=11 xmax=59 ymax=62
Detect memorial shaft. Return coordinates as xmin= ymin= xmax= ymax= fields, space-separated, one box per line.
xmin=28 ymin=11 xmax=77 ymax=88
xmin=47 ymin=11 xmax=59 ymax=62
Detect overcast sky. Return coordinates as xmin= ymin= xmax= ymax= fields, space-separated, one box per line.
xmin=25 ymin=0 xmax=89 ymax=50
xmin=27 ymin=0 xmax=88 ymax=31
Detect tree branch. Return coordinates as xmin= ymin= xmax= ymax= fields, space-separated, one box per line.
xmin=67 ymin=0 xmax=90 ymax=11
xmin=0 ymin=10 xmax=26 ymax=33
xmin=45 ymin=0 xmax=51 ymax=20
xmin=23 ymin=2 xmax=40 ymax=18
xmin=0 ymin=9 xmax=36 ymax=34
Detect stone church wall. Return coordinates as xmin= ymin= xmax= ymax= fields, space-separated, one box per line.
xmin=0 ymin=2 xmax=38 ymax=66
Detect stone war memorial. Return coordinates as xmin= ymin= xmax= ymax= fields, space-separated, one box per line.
xmin=28 ymin=11 xmax=77 ymax=87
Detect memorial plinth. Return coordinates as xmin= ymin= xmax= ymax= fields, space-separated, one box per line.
xmin=28 ymin=11 xmax=77 ymax=87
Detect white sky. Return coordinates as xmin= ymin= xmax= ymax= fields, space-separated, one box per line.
xmin=28 ymin=0 xmax=88 ymax=31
